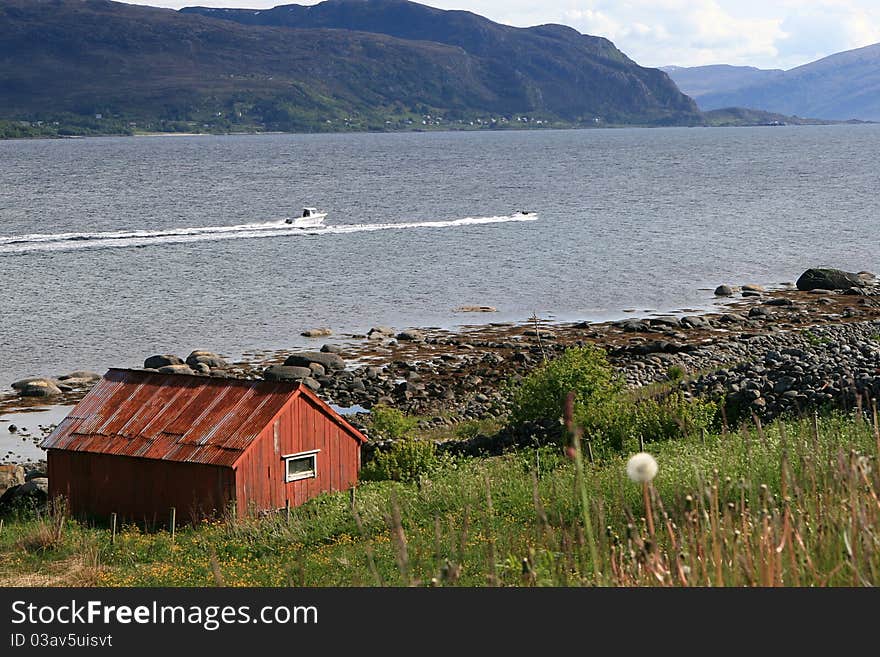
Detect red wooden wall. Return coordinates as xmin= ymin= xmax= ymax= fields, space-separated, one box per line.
xmin=48 ymin=450 xmax=235 ymax=522
xmin=233 ymin=394 xmax=361 ymax=514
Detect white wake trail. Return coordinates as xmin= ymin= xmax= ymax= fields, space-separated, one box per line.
xmin=0 ymin=214 xmax=538 ymax=255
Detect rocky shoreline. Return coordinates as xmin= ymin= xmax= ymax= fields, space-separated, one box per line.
xmin=3 ymin=267 xmax=880 ymax=471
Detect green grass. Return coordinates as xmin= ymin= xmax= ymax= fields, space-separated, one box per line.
xmin=1 ymin=412 xmax=878 ymax=586
xmin=802 ymin=329 xmax=831 ymax=346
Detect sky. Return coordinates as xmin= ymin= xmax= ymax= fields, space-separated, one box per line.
xmin=123 ymin=1 xmax=880 ymax=70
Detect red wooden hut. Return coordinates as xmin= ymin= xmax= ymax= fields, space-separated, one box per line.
xmin=41 ymin=368 xmax=367 ymax=520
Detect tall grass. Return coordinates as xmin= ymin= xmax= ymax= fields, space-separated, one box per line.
xmin=0 ymin=413 xmax=877 ymax=586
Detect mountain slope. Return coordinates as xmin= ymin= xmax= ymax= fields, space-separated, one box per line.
xmin=0 ymin=0 xmax=700 ymax=129
xmin=693 ymin=44 xmax=880 ymax=120
xmin=176 ymin=0 xmax=699 ymax=124
xmin=661 ymin=65 xmax=783 ymax=102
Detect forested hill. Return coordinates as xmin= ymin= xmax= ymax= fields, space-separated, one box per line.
xmin=0 ymin=0 xmax=700 ymax=132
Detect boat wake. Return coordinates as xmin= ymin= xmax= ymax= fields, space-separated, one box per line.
xmin=0 ymin=213 xmax=538 ymax=255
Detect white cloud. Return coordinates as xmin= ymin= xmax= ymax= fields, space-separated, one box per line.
xmin=121 ymin=1 xmax=880 ymax=69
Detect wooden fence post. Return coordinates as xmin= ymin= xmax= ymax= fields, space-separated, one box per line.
xmin=285 ymin=499 xmax=290 ymax=524
xmin=110 ymin=513 xmax=117 ymax=545
xmin=170 ymin=507 xmax=176 ymax=542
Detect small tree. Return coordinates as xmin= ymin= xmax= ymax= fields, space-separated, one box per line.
xmin=361 ymin=439 xmax=443 ymax=483
xmin=509 ymin=346 xmax=624 ymax=444
xmin=369 ymin=404 xmax=418 ymax=440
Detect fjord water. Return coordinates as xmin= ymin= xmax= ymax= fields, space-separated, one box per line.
xmin=0 ymin=126 xmax=878 ymax=385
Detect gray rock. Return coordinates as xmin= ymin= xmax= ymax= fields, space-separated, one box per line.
xmin=764 ymin=298 xmax=793 ymax=306
xmin=681 ymin=315 xmax=711 ymax=329
xmin=56 ymin=371 xmax=102 ymax=385
xmin=742 ymin=284 xmax=765 ymax=292
xmin=320 ymin=344 xmax=344 ymax=354
xmin=649 ymin=316 xmax=681 ymax=329
xmin=796 ymin=268 xmax=865 ymax=291
xmin=157 ymin=364 xmax=194 ymax=375
xmin=367 ymin=326 xmax=395 ymax=340
xmin=714 ymin=285 xmax=734 ymax=296
xmin=397 ymin=329 xmax=425 ymax=342
xmin=185 ymin=351 xmax=228 ymax=370
xmin=301 ymin=328 xmax=333 ymax=338
xmin=0 ymin=465 xmax=25 ymax=496
xmin=615 ymin=319 xmax=649 ymax=332
xmin=309 ymin=362 xmax=326 ymax=377
xmin=12 ymin=378 xmax=63 ymax=397
xmin=0 ymin=477 xmax=49 ymax=508
xmin=302 ymin=377 xmax=321 ymax=391
xmin=284 ymin=352 xmax=345 ymax=371
xmin=144 ymin=354 xmax=184 ymax=369
xmin=264 ymin=365 xmax=312 ymax=381
xmin=20 ymin=478 xmax=48 ymax=496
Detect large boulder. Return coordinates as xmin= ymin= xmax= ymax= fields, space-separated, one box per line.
xmin=367 ymin=326 xmax=395 ymax=340
xmin=11 ymin=378 xmax=62 ymax=398
xmin=0 ymin=465 xmax=25 ymax=497
xmin=56 ymin=371 xmax=102 ymax=386
xmin=157 ymin=364 xmax=194 ymax=375
xmin=284 ymin=352 xmax=345 ymax=371
xmin=144 ymin=354 xmax=184 ymax=369
xmin=0 ymin=477 xmax=48 ymax=509
xmin=185 ymin=350 xmax=228 ymax=370
xmin=264 ymin=365 xmax=312 ymax=381
xmin=796 ymin=268 xmax=865 ymax=291
xmin=397 ymin=329 xmax=425 ymax=342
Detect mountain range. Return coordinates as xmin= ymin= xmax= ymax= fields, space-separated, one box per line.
xmin=0 ymin=0 xmax=700 ymax=132
xmin=664 ymin=44 xmax=880 ymax=121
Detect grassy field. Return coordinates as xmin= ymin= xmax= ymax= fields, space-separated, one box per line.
xmin=1 ymin=411 xmax=878 ymax=587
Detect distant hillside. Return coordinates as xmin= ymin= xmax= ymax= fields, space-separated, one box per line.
xmin=0 ymin=0 xmax=700 ymax=133
xmin=662 ymin=65 xmax=783 ymax=101
xmin=702 ymin=107 xmax=859 ymax=127
xmin=690 ymin=44 xmax=880 ymax=120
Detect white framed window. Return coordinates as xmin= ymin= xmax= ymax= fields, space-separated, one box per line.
xmin=283 ymin=449 xmax=320 ymax=482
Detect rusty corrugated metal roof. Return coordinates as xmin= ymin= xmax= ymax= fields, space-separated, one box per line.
xmin=41 ymin=369 xmax=304 ymax=466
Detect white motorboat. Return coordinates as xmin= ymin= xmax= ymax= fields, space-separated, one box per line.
xmin=285 ymin=207 xmax=327 ymax=228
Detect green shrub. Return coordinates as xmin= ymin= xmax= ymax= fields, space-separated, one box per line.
xmin=369 ymin=404 xmax=418 ymax=440
xmin=509 ymin=345 xmax=622 ymax=428
xmin=361 ymin=438 xmax=444 ymax=483
xmin=629 ymin=392 xmax=718 ymax=444
xmin=666 ymin=364 xmax=686 ymax=382
xmin=453 ymin=417 xmax=502 ymax=440
xmin=802 ymin=330 xmax=830 ymax=346
xmin=508 ymin=347 xmax=718 ymax=453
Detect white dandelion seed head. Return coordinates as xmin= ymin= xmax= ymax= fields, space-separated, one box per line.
xmin=626 ymin=452 xmax=658 ymax=483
